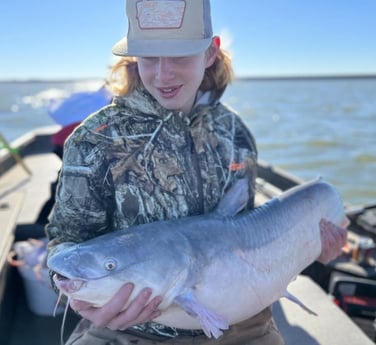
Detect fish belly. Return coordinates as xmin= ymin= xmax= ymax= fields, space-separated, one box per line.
xmin=155 ymin=220 xmax=321 ymax=329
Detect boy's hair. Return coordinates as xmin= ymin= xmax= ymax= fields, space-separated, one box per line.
xmin=108 ymin=47 xmax=233 ymax=100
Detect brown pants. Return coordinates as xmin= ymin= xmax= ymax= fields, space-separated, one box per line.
xmin=65 ymin=308 xmax=284 ymax=345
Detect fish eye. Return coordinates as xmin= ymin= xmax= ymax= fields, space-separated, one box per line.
xmin=104 ymin=259 xmax=117 ymax=271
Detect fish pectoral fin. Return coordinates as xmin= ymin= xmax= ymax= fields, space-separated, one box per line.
xmin=283 ymin=290 xmax=318 ymax=316
xmin=174 ymin=292 xmax=229 ymax=339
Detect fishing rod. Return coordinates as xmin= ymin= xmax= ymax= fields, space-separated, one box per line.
xmin=0 ymin=132 xmax=32 ymax=176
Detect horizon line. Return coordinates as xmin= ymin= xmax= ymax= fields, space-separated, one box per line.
xmin=1 ymin=73 xmax=376 ymax=83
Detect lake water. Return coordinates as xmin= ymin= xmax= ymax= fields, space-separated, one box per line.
xmin=0 ymin=78 xmax=375 ymax=206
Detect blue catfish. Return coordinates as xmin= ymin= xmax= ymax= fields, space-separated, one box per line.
xmin=47 ymin=178 xmax=348 ymax=338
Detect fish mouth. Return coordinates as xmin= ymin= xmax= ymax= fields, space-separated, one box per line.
xmin=53 ymin=273 xmax=86 ymax=294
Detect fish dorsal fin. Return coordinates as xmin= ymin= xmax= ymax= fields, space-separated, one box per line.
xmin=215 ymin=178 xmax=249 ymax=217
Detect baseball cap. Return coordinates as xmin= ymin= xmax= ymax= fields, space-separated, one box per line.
xmin=112 ymin=0 xmax=213 ymax=57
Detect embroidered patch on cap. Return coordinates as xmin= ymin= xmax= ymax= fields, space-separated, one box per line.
xmin=136 ymin=0 xmax=186 ymax=29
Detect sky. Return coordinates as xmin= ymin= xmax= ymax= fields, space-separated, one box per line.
xmin=1 ymin=0 xmax=376 ymax=80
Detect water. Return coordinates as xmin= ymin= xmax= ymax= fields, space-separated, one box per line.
xmin=224 ymin=78 xmax=376 ymax=207
xmin=0 ymin=78 xmax=375 ymax=206
xmin=0 ymin=80 xmax=104 ymax=141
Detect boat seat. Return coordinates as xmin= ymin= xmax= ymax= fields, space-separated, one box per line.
xmin=329 ymin=275 xmax=376 ymax=317
xmin=357 ymin=208 xmax=376 ymax=235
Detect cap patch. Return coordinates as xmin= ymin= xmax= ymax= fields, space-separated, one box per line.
xmin=136 ymin=0 xmax=186 ymax=29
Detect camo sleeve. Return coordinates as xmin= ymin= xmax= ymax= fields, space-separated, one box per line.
xmin=213 ymin=102 xmax=258 ymax=210
xmin=46 ymin=124 xmax=115 ymax=251
xmin=232 ymin=115 xmax=258 ymax=209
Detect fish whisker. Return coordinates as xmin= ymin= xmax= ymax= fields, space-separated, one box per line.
xmin=59 ymin=295 xmax=71 ymax=345
xmin=53 ymin=291 xmax=64 ymax=317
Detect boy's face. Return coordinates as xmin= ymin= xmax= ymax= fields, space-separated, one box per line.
xmin=137 ymin=40 xmax=218 ymax=114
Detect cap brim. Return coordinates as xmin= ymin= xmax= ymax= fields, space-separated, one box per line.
xmin=112 ymin=37 xmax=212 ymax=57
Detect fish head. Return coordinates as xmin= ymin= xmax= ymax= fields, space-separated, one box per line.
xmin=47 ymin=241 xmax=128 ymax=305
xmin=48 ymin=241 xmax=124 ymax=279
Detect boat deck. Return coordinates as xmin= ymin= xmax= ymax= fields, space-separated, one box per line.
xmin=274 ymin=275 xmax=374 ymax=344
xmin=0 ymin=129 xmax=80 ymax=344
xmin=0 ymin=128 xmax=374 ymax=344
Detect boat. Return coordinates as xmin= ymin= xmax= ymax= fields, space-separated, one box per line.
xmin=0 ymin=127 xmax=375 ymax=344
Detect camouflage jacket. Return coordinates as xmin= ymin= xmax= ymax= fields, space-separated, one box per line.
xmin=46 ymin=87 xmax=258 ymax=338
xmin=47 ymin=87 xmax=257 ymax=247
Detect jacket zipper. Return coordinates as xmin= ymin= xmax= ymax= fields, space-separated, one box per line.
xmin=187 ymin=130 xmax=205 ymax=214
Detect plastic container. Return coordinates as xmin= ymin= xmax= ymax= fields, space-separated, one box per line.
xmin=7 ymin=238 xmax=64 ymax=316
xmin=17 ymin=265 xmax=64 ymax=316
